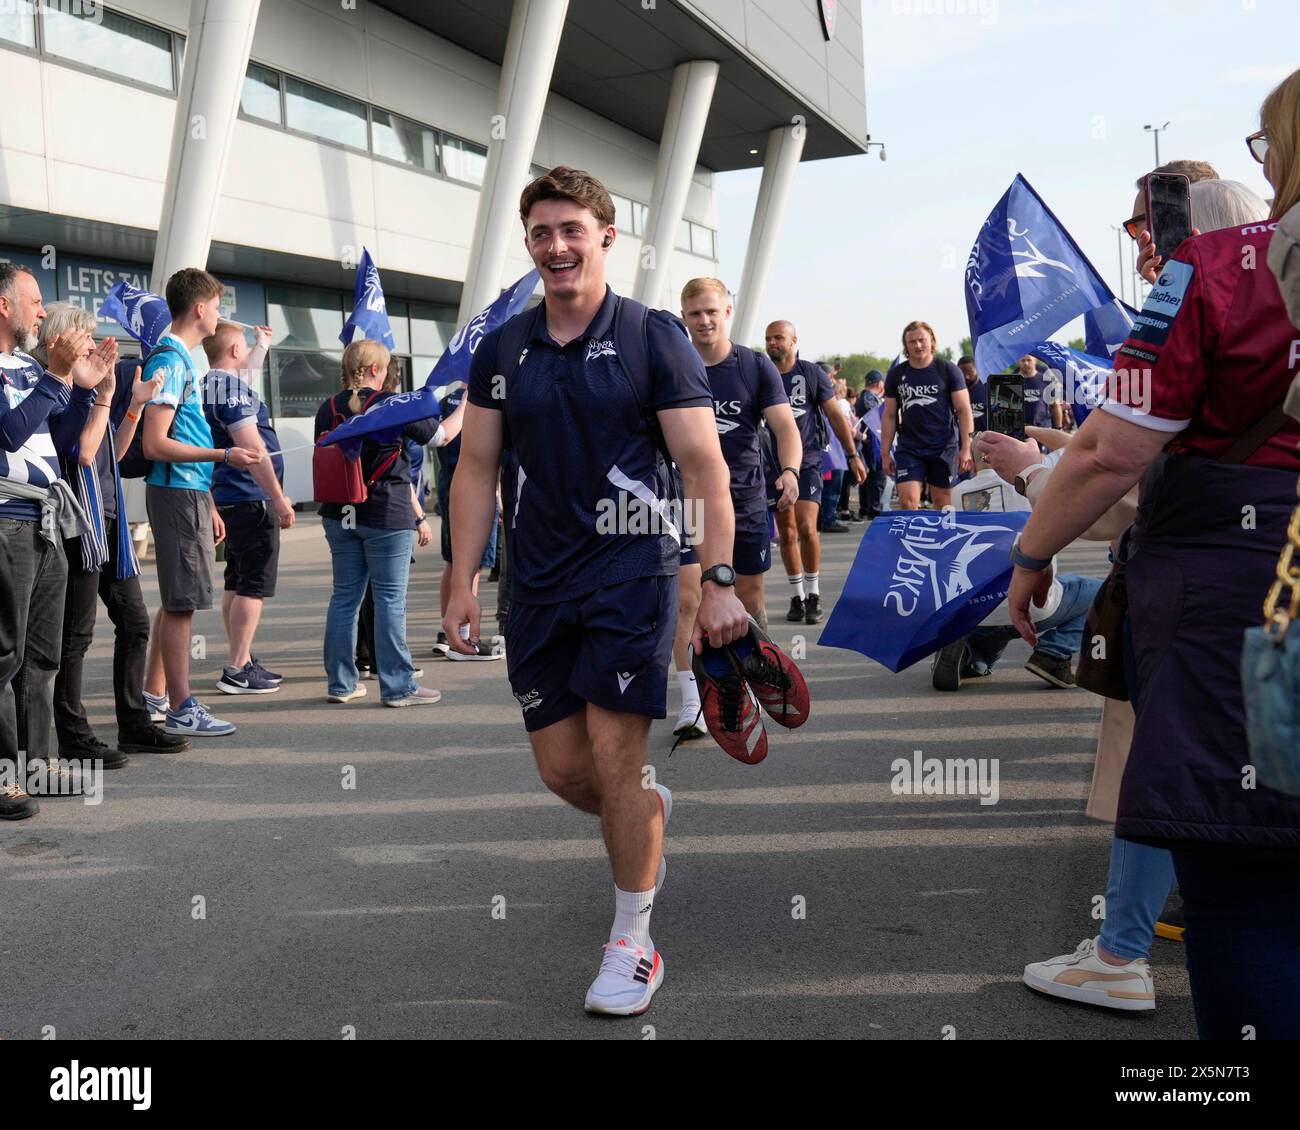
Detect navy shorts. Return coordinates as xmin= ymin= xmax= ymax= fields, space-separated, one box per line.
xmin=733 ymin=526 xmax=772 ymax=575
xmin=894 ymin=447 xmax=957 ymax=489
xmin=798 ymin=465 xmax=823 ymax=506
xmin=504 ymin=575 xmax=677 ymax=732
xmin=438 ymin=468 xmax=498 ymax=569
xmin=218 ymin=501 xmax=280 ymax=599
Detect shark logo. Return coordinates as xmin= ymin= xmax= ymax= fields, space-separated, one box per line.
xmin=716 ymin=419 xmax=741 ymax=435
xmin=1007 ymin=218 xmax=1076 ymax=280
xmin=362 ymin=264 xmax=386 ymax=314
xmin=587 ymin=340 xmax=617 ymax=362
xmin=884 ymin=512 xmax=1018 ymax=616
xmin=514 ymin=689 xmax=543 ymax=712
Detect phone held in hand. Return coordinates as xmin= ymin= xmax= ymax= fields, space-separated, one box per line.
xmin=987 ymin=373 xmax=1026 ymax=440
xmin=1145 ymin=172 xmax=1193 ymax=263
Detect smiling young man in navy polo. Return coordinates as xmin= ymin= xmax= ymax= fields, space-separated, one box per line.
xmin=445 ymin=167 xmax=748 ymax=1016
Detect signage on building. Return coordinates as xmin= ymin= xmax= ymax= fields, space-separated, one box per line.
xmin=818 ymin=0 xmax=837 ymax=41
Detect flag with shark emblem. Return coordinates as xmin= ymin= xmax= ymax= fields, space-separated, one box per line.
xmin=819 ymin=509 xmax=1029 ymax=672
xmin=339 ymin=247 xmax=395 ymax=350
xmin=99 ymin=281 xmax=171 ymax=351
xmin=965 ymin=174 xmax=1114 ymax=378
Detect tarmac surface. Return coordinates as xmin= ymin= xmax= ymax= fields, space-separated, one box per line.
xmin=0 ymin=512 xmax=1197 ymax=1040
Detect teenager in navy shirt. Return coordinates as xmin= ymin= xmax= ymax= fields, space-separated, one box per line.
xmin=764 ymin=321 xmax=864 ymax=625
xmin=203 ymin=321 xmax=293 ymax=696
xmin=669 ymin=277 xmax=801 ymax=739
xmin=446 ymin=167 xmax=747 ymax=1017
xmin=882 ymin=320 xmax=974 ymax=509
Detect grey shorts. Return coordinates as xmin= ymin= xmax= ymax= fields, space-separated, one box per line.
xmin=146 ymin=484 xmax=215 ymax=612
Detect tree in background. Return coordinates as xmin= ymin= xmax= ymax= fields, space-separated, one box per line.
xmin=820 ymin=352 xmax=896 ymax=393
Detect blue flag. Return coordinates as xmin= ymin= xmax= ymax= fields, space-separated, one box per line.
xmin=339 ymin=247 xmax=395 ymax=350
xmin=319 ymin=270 xmax=540 ymax=451
xmin=100 ymin=281 xmax=171 ymax=351
xmin=819 ymin=510 xmax=1029 ymax=672
xmin=1028 ymin=340 xmax=1112 ymax=424
xmin=1084 ymin=297 xmax=1137 ymax=361
xmin=965 ymin=174 xmax=1114 ymax=377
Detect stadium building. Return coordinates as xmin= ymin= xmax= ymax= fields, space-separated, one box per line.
xmin=0 ymin=0 xmax=868 ymax=500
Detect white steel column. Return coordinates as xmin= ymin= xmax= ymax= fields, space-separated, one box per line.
xmin=459 ymin=0 xmax=569 ymax=322
xmin=633 ymin=59 xmax=719 ymax=309
xmin=731 ymin=124 xmax=805 ymax=349
xmin=151 ymin=0 xmax=261 ymax=286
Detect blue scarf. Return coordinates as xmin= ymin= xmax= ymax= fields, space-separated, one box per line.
xmin=72 ymin=423 xmax=139 ymax=580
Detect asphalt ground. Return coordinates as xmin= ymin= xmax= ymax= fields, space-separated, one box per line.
xmin=0 ymin=511 xmax=1197 ymax=1041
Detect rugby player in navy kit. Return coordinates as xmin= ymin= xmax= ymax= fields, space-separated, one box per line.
xmin=444 ymin=168 xmax=748 ymax=1016
xmin=764 ymin=321 xmax=865 ymax=625
xmin=882 ymin=320 xmax=975 ymax=510
xmin=669 ymin=278 xmax=802 ymax=739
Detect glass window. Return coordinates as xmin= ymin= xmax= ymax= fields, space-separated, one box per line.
xmin=241 ymin=63 xmax=282 ymax=125
xmin=609 ymin=192 xmax=633 ymax=235
xmin=442 ymin=135 xmax=487 ymax=186
xmin=266 ymin=285 xmax=344 ymax=350
xmin=268 ymin=349 xmax=343 ymax=420
xmin=372 ymin=109 xmax=437 ymax=172
xmin=410 ymin=302 xmax=459 ymax=359
xmin=0 ymin=2 xmax=36 ymax=48
xmin=632 ymin=201 xmax=648 ymax=237
xmin=691 ymin=223 xmax=716 ymax=259
xmin=284 ymin=77 xmax=367 ymax=150
xmin=42 ymin=4 xmax=176 ymax=90
xmin=386 ymin=299 xmax=410 ymax=356
xmin=677 ymin=220 xmax=692 ymax=252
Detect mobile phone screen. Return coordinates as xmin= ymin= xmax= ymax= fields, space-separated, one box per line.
xmin=987 ymin=374 xmax=1026 ymax=440
xmin=1147 ymin=173 xmax=1192 ymax=260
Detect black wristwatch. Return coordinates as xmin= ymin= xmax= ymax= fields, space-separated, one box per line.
xmin=780 ymin=466 xmax=799 ymax=479
xmin=701 ymin=564 xmax=737 ymax=588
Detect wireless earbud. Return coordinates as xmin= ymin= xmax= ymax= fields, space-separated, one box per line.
xmin=602 ymin=236 xmax=612 ymax=249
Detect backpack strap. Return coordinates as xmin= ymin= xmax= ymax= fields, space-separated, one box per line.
xmin=613 ymin=296 xmax=677 ymax=466
xmin=495 ymin=308 xmax=538 ymax=456
xmin=734 ymin=344 xmax=762 ymax=413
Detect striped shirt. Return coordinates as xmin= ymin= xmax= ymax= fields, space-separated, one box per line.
xmin=0 ymin=351 xmax=95 ymax=522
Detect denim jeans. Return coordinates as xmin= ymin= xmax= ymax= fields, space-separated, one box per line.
xmin=322 ymin=518 xmax=417 ymax=702
xmin=966 ymin=573 xmax=1103 ymax=668
xmin=819 ymin=470 xmax=845 ymax=529
xmin=0 ymin=518 xmax=68 ymax=766
xmin=1173 ymin=847 xmax=1300 ymax=1040
xmin=1098 ymin=833 xmax=1176 ymax=961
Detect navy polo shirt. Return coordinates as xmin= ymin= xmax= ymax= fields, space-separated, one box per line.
xmin=965 ymin=377 xmax=988 ymax=431
xmin=204 ymin=369 xmax=283 ymax=504
xmin=778 ymin=359 xmax=836 ymax=468
xmin=468 ymin=287 xmax=712 ymax=604
xmin=707 ymin=346 xmax=787 ymax=535
xmin=885 ymin=359 xmax=965 ymax=456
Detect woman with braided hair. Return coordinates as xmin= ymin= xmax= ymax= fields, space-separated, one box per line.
xmin=313 ymin=341 xmax=440 ymax=707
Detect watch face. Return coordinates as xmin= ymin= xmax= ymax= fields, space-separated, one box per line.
xmin=707 ymin=564 xmax=736 ymax=585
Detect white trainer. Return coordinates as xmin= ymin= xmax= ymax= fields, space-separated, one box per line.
xmin=584 ymin=935 xmax=664 ymax=1016
xmin=383 ymin=686 xmax=442 ymax=708
xmin=654 ymin=783 xmax=672 ymax=894
xmin=672 ymin=700 xmax=707 ymax=739
xmin=1023 ymin=937 xmax=1155 ymax=1012
xmin=327 ymin=684 xmax=367 ymax=704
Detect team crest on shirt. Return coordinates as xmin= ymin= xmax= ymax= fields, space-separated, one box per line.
xmin=716 ymin=419 xmax=741 ymax=435
xmin=587 ymin=339 xmax=617 ymax=362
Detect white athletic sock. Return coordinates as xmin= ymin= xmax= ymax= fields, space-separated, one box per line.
xmin=788 ymin=573 xmax=806 ymax=600
xmin=806 ymin=572 xmax=820 ymax=596
xmin=677 ymin=669 xmax=699 ymax=709
xmin=612 ymin=885 xmax=655 ymax=948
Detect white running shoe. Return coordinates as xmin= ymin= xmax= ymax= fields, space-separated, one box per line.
xmin=584 ymin=935 xmax=664 ymax=1016
xmin=672 ymin=700 xmax=707 ymax=740
xmin=383 ymin=686 xmax=442 ymax=708
xmin=1023 ymin=937 xmax=1155 ymax=1012
xmin=654 ymin=783 xmax=672 ymax=894
xmin=327 ymin=684 xmax=368 ymax=704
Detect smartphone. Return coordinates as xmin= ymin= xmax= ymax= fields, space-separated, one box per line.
xmin=986 ymin=374 xmax=1026 ymax=440
xmin=1145 ymin=172 xmax=1192 ymax=261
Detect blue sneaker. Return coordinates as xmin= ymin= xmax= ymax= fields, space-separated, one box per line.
xmin=216 ymin=662 xmax=280 ymax=695
xmin=165 ymin=697 xmax=236 ymax=737
xmin=144 ymin=691 xmax=168 ymax=723
xmin=250 ymin=656 xmax=282 ymax=683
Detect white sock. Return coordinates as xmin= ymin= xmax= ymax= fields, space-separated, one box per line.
xmin=612 ymin=885 xmax=655 ymax=948
xmin=806 ymin=572 xmax=820 ymax=596
xmin=788 ymin=573 xmax=806 ymax=599
xmin=677 ymin=669 xmax=699 ymax=709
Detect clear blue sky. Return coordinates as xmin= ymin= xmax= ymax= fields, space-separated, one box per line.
xmin=715 ymin=0 xmax=1295 ymax=361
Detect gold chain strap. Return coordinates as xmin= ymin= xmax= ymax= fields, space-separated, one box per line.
xmin=1262 ymin=477 xmax=1300 ymax=642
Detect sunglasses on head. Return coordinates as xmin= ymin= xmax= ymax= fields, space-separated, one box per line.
xmin=1246 ymin=129 xmax=1268 ymax=164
